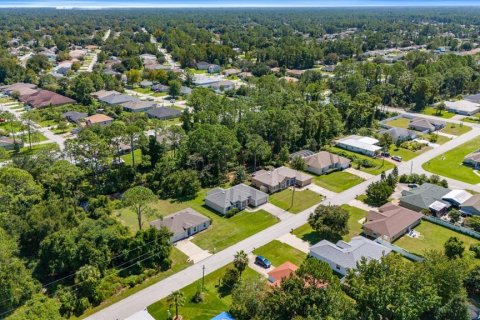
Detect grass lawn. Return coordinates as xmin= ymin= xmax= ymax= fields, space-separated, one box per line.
xmin=293 ymin=204 xmax=367 ymax=244
xmin=253 ymin=240 xmax=307 ymax=266
xmin=0 ymin=121 xmax=24 ymax=133
xmin=434 ymin=134 xmax=452 ymax=145
xmin=269 ymin=188 xmax=323 ymax=213
xmin=116 ymin=189 xmax=278 ymax=252
xmin=388 ymin=144 xmax=431 ymax=161
xmin=440 ymin=123 xmax=471 ymax=136
xmin=313 ymin=170 xmax=364 ymax=193
xmin=423 ymin=136 xmax=480 ymax=184
xmin=386 ymin=117 xmax=410 ymax=129
xmin=120 ymin=149 xmax=142 ymax=166
xmin=78 ymin=248 xmax=191 ymax=319
xmin=394 ymin=220 xmax=479 ymax=256
xmin=148 ymin=264 xmax=262 ymax=320
xmin=19 ymin=143 xmax=59 ymax=155
xmin=21 ymin=132 xmax=48 ymax=144
xmin=422 ymin=107 xmax=455 ymax=119
xmin=133 ymin=87 xmax=153 ymax=94
xmin=328 ymin=147 xmax=395 ymax=175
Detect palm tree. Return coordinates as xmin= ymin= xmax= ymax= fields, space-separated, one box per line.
xmin=167 ymin=290 xmax=185 ymax=320
xmin=233 ymin=250 xmax=249 ymax=277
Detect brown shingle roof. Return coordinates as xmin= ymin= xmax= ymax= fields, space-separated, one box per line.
xmin=304 ymin=151 xmax=350 ymax=170
xmin=20 ymin=90 xmax=76 ymax=108
xmin=85 ymin=114 xmax=113 ymax=124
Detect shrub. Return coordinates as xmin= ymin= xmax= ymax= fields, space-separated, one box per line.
xmin=225 ymin=208 xmax=240 ymax=218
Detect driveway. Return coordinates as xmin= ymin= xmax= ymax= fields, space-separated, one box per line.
xmin=348 ymin=199 xmax=376 ymax=212
xmin=248 ymin=253 xmax=272 ymax=278
xmin=252 ymin=203 xmax=294 ymax=221
xmin=345 ymin=167 xmax=375 ymax=180
xmin=125 ymin=309 xmax=155 ymax=320
xmin=301 ymin=184 xmax=337 ymax=199
xmin=174 ymin=238 xmax=211 ymax=264
xmin=276 ymin=233 xmax=309 ymax=254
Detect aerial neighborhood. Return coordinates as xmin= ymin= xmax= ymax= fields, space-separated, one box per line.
xmin=1 ymin=6 xmax=480 ymax=320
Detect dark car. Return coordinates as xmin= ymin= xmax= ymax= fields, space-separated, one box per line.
xmin=255 ymin=255 xmax=271 ymax=268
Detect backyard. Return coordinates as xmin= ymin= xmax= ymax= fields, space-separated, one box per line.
xmin=440 ymin=123 xmax=471 ymax=136
xmin=394 ymin=220 xmax=479 ymax=256
xmin=422 ymin=136 xmax=480 ymax=184
xmin=313 ymin=170 xmax=364 ymax=193
xmin=116 ymin=189 xmax=279 ymax=252
xmin=148 ymin=264 xmax=262 ymax=320
xmin=385 ymin=117 xmax=410 ymax=129
xmin=269 ymin=188 xmax=323 ymax=213
xmin=253 ymin=240 xmax=307 ymax=266
xmin=328 ymin=146 xmax=395 ymax=175
xmin=293 ymin=204 xmax=367 ymax=244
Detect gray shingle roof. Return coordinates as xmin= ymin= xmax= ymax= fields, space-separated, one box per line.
xmin=150 ymin=208 xmax=210 ymax=237
xmin=63 ymin=111 xmax=88 ymax=122
xmin=146 ymin=107 xmax=182 ymax=119
xmin=205 ymin=183 xmax=267 ymax=208
xmin=99 ymin=93 xmax=139 ymax=105
xmin=400 ymin=183 xmax=451 ymax=210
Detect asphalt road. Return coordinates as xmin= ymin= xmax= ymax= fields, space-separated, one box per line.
xmin=85 ymin=121 xmax=480 ymax=320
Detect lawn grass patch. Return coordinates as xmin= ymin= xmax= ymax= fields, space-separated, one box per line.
xmin=77 ymin=248 xmax=191 ymax=319
xmin=394 ymin=220 xmax=479 ymax=256
xmin=386 ymin=117 xmax=410 ymax=129
xmin=328 ymin=146 xmax=395 ymax=175
xmin=253 ymin=240 xmax=307 ymax=266
xmin=148 ymin=264 xmax=262 ymax=320
xmin=422 ymin=136 xmax=480 ymax=184
xmin=293 ymin=204 xmax=367 ymax=244
xmin=421 ymin=107 xmax=455 ymax=119
xmin=19 ymin=143 xmax=59 ymax=155
xmin=388 ymin=144 xmax=431 ymax=161
xmin=313 ymin=170 xmax=364 ymax=193
xmin=440 ymin=123 xmax=471 ymax=136
xmin=120 ymin=149 xmax=142 ymax=166
xmin=269 ymin=188 xmax=323 ymax=213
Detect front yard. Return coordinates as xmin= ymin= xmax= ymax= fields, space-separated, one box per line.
xmin=253 ymin=240 xmax=307 ymax=266
xmin=269 ymin=188 xmax=323 ymax=213
xmin=293 ymin=204 xmax=367 ymax=244
xmin=388 ymin=143 xmax=431 ymax=161
xmin=394 ymin=220 xmax=479 ymax=256
xmin=313 ymin=170 xmax=364 ymax=193
xmin=148 ymin=264 xmax=262 ymax=320
xmin=328 ymin=146 xmax=395 ymax=175
xmin=422 ymin=136 xmax=480 ymax=184
xmin=386 ymin=117 xmax=410 ymax=129
xmin=440 ymin=123 xmax=471 ymax=136
xmin=116 ymin=189 xmax=279 ymax=252
xmin=421 ymin=107 xmax=455 ymax=119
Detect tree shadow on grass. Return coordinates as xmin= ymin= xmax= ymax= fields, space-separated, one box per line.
xmin=300 ymin=230 xmax=342 ymax=245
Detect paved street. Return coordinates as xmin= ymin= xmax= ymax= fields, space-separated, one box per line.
xmin=85 ymin=120 xmax=480 ymax=320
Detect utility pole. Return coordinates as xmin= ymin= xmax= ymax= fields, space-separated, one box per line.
xmin=410 ymin=161 xmax=413 ymax=175
xmin=201 ymin=265 xmax=205 ymax=292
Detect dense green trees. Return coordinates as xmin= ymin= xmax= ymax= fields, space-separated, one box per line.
xmin=308 ymin=205 xmax=349 ymax=239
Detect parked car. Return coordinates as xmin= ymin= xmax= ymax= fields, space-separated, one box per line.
xmin=407 ymin=184 xmax=418 ymax=189
xmin=381 ymin=151 xmax=390 ymax=157
xmin=391 ymin=155 xmax=402 ymax=162
xmin=255 ymin=255 xmax=271 ymax=268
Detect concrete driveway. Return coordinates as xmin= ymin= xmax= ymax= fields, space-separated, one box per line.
xmin=253 ymin=203 xmax=294 ymax=221
xmin=175 ymin=238 xmax=211 ymax=264
xmin=276 ymin=233 xmax=309 ymax=253
xmin=248 ymin=253 xmax=272 ymax=278
xmin=345 ymin=167 xmax=375 ymax=180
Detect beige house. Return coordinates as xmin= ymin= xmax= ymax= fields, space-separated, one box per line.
xmin=251 ymin=166 xmax=312 ymax=193
xmin=302 ymin=151 xmax=351 ymax=175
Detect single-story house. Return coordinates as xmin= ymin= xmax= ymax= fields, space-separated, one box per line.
xmin=409 ymin=118 xmax=445 ymax=133
xmin=223 ymin=68 xmax=241 ymax=77
xmin=0 ymin=82 xmax=38 ymax=97
xmin=460 ymin=194 xmax=480 ymax=216
xmin=322 ymin=65 xmax=336 ymax=72
xmin=267 ymin=261 xmax=298 ymax=286
xmin=199 ymin=80 xmax=235 ymax=92
xmin=309 ymin=236 xmax=392 ymax=276
xmin=120 ymin=100 xmax=156 ymax=113
xmin=205 ymin=183 xmax=268 ymax=215
xmin=19 ymin=90 xmax=76 ymax=108
xmin=146 ymin=107 xmax=182 ymax=120
xmin=196 ymin=61 xmax=211 ymax=70
xmin=251 ymin=166 xmax=313 ymax=193
xmin=63 ymin=111 xmax=88 ymax=124
xmin=0 ymin=136 xmax=22 ymax=150
xmin=140 ymin=80 xmax=153 ymax=88
xmin=152 ymin=84 xmax=169 ymax=93
xmin=465 ymin=93 xmax=480 ymax=104
xmin=399 ymin=183 xmax=451 ymax=213
xmin=286 ymin=69 xmax=305 ymax=78
xmin=335 ymin=135 xmax=381 ymax=157
xmin=139 ymin=53 xmax=157 ymax=61
xmin=98 ymin=93 xmax=139 ymax=106
xmin=300 ymin=151 xmax=351 ymax=175
xmin=362 ymin=203 xmax=423 ymax=242
xmin=91 ymin=90 xmax=120 ymax=99
xmin=149 ymin=208 xmax=211 ymax=243
xmin=379 ymin=127 xmax=417 ymax=143
xmin=208 ymin=64 xmax=221 ymax=73
xmin=463 ymin=149 xmax=480 ymax=169
xmin=442 ymin=189 xmax=473 ymax=207
xmin=84 ymin=114 xmax=114 ymax=126
xmin=445 ymin=100 xmax=480 ymax=116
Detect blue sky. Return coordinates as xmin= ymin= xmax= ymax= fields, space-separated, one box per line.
xmin=1 ymin=0 xmax=480 ymax=7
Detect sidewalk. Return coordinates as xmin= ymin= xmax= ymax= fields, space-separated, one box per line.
xmin=276 ymin=233 xmax=309 ymax=254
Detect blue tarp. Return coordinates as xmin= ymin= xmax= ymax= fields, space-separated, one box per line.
xmin=210 ymin=311 xmax=235 ymax=320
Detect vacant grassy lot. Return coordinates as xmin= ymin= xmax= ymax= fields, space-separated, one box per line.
xmin=422 ymin=136 xmax=480 ymax=184
xmin=421 ymin=107 xmax=455 ymax=119
xmin=386 ymin=117 xmax=410 ymax=129
xmin=269 ymin=188 xmax=323 ymax=213
xmin=293 ymin=204 xmax=367 ymax=244
xmin=78 ymin=248 xmax=191 ymax=319
xmin=313 ymin=170 xmax=364 ymax=193
xmin=116 ymin=189 xmax=278 ymax=252
xmin=440 ymin=123 xmax=471 ymax=136
xmin=388 ymin=144 xmax=431 ymax=161
xmin=328 ymin=146 xmax=395 ymax=175
xmin=253 ymin=240 xmax=307 ymax=266
xmin=148 ymin=264 xmax=262 ymax=320
xmin=394 ymin=220 xmax=479 ymax=256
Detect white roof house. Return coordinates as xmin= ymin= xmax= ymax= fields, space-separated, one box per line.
xmin=442 ymin=189 xmax=473 ymax=206
xmin=336 ymin=135 xmax=382 ymax=157
xmin=445 ymin=100 xmax=480 ymax=116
